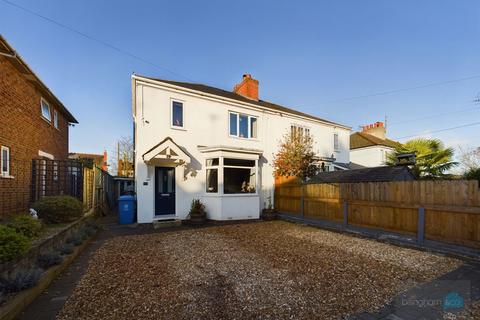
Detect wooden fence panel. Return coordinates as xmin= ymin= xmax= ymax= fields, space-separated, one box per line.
xmin=425 ymin=209 xmax=480 ymax=249
xmin=348 ymin=203 xmax=417 ymax=235
xmin=275 ymin=179 xmax=480 ymax=249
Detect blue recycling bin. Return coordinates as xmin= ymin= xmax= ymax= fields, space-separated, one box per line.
xmin=118 ymin=195 xmax=136 ymax=224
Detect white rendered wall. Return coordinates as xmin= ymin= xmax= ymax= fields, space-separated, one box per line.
xmin=350 ymin=146 xmax=394 ymax=168
xmin=133 ymin=77 xmax=351 ymax=222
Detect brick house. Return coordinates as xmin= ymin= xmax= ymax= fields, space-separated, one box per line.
xmin=0 ymin=35 xmax=78 ymax=217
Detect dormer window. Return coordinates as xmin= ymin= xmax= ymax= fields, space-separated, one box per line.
xmin=41 ymin=98 xmax=51 ymax=122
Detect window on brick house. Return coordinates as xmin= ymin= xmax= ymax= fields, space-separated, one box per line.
xmin=53 ymin=110 xmax=58 ymax=129
xmin=1 ymin=146 xmax=10 ymax=177
xmin=41 ymin=98 xmax=51 ymax=122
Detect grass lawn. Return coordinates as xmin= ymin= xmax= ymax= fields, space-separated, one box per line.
xmin=57 ymin=221 xmax=461 ymax=319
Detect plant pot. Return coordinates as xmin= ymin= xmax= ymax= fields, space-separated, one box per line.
xmin=189 ymin=211 xmax=207 ymax=225
xmin=262 ymin=209 xmax=277 ymax=221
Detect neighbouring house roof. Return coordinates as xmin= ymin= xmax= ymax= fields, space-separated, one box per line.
xmin=134 ymin=75 xmax=351 ymax=130
xmin=348 ymin=162 xmax=367 ymax=170
xmin=0 ymin=35 xmax=78 ymax=123
xmin=350 ymin=132 xmax=400 ymax=150
xmin=309 ymin=166 xmax=415 ymax=183
xmin=68 ymin=153 xmax=103 ymax=160
xmin=331 ymin=162 xmax=366 ymax=170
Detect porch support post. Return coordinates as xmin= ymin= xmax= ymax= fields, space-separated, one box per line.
xmin=417 ymin=207 xmax=425 ymax=244
xmin=343 ymin=201 xmax=348 ymax=229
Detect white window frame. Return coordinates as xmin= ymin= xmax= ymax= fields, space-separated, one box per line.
xmin=229 ymin=111 xmax=258 ymax=139
xmin=205 ymin=158 xmax=219 ymax=194
xmin=170 ymin=99 xmax=185 ymax=129
xmin=40 ymin=98 xmax=51 ymax=122
xmin=291 ymin=124 xmax=310 ymax=139
xmin=223 ymin=158 xmax=258 ymax=195
xmin=1 ymin=146 xmax=10 ymax=177
xmin=53 ymin=110 xmax=58 ymax=129
xmin=333 ymin=132 xmax=339 ymax=152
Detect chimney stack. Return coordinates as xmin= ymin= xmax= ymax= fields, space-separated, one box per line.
xmin=361 ymin=121 xmax=386 ymax=140
xmin=233 ymin=74 xmax=259 ymax=101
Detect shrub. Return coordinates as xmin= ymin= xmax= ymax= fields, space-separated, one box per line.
xmin=66 ymin=233 xmax=83 ymax=246
xmin=7 ymin=215 xmax=43 ymax=239
xmin=0 ymin=268 xmax=42 ymax=293
xmin=0 ymin=225 xmax=31 ymax=263
xmin=464 ymin=168 xmax=480 ymax=183
xmin=59 ymin=243 xmax=74 ymax=255
xmin=32 ymin=196 xmax=83 ymax=224
xmin=37 ymin=251 xmax=63 ymax=269
xmin=189 ymin=199 xmax=206 ymax=215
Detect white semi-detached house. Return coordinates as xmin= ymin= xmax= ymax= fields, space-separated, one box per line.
xmin=132 ymin=74 xmax=351 ymax=223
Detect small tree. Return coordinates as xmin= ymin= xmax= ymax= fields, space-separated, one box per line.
xmin=272 ymin=131 xmax=318 ymax=182
xmin=386 ymin=138 xmax=457 ymax=179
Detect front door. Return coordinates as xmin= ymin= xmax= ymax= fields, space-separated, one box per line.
xmin=155 ymin=167 xmax=175 ymax=216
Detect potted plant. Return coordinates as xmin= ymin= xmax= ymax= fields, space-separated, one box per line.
xmin=188 ymin=198 xmax=207 ymax=225
xmin=261 ymin=197 xmax=277 ymax=220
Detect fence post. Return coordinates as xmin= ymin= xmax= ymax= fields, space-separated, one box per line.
xmin=343 ymin=201 xmax=348 ymax=228
xmin=417 ymin=207 xmax=425 ymax=244
xmin=300 ymin=183 xmax=305 ymax=218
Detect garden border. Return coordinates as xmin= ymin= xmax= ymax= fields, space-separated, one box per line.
xmin=0 ymin=228 xmax=97 ymax=320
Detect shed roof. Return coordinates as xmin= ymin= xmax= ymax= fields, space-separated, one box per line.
xmin=310 ymin=166 xmax=415 ymax=183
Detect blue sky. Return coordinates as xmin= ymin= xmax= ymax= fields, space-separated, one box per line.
xmin=1 ymin=0 xmax=480 ymax=160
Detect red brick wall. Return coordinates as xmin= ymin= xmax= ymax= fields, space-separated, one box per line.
xmin=233 ymin=74 xmax=259 ymax=100
xmin=0 ymin=55 xmax=70 ymax=217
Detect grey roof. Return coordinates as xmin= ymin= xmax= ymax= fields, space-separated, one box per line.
xmin=309 ymin=166 xmax=415 ymax=183
xmin=135 ymin=75 xmax=351 ymax=129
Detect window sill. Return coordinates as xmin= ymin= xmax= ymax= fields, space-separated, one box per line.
xmin=229 ymin=135 xmax=259 ymax=142
xmin=203 ymin=193 xmax=258 ymax=197
xmin=41 ymin=116 xmax=52 ymax=125
xmin=0 ymin=175 xmax=14 ymax=179
xmin=170 ymin=126 xmax=186 ymax=131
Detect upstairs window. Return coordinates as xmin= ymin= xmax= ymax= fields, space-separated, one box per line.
xmin=41 ymin=98 xmax=51 ymax=122
xmin=229 ymin=112 xmax=258 ymax=139
xmin=53 ymin=110 xmax=58 ymax=129
xmin=1 ymin=146 xmax=10 ymax=177
xmin=334 ymin=133 xmax=339 ymax=151
xmin=171 ymin=100 xmax=184 ymax=128
xmin=291 ymin=125 xmax=310 ymax=139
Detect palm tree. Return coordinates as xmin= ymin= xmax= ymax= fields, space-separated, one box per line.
xmin=386 ymin=138 xmax=457 ymax=179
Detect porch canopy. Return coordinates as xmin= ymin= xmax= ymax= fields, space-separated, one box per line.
xmin=142 ymin=137 xmax=191 ymax=166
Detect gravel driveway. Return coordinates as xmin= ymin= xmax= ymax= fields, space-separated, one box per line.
xmin=57 ymin=221 xmax=462 ymax=320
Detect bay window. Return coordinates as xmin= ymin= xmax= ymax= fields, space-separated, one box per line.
xmin=229 ymin=112 xmax=258 ymax=139
xmin=205 ymin=157 xmax=257 ymax=194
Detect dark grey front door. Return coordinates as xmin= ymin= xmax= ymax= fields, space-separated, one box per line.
xmin=155 ymin=167 xmax=175 ymax=215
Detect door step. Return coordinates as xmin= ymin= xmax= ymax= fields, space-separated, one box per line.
xmin=152 ymin=219 xmax=182 ymax=229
